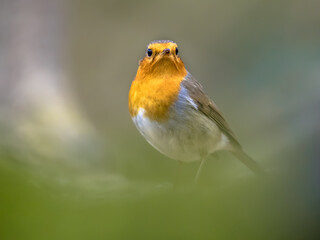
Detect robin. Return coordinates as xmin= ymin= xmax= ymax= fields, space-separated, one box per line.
xmin=128 ymin=40 xmax=265 ymax=182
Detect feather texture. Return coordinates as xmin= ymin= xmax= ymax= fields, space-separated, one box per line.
xmin=181 ymin=73 xmax=240 ymax=148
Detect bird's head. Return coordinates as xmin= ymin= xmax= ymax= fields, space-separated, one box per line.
xmin=137 ymin=40 xmax=186 ymax=79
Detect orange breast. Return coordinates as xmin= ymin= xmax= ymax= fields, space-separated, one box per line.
xmin=129 ymin=72 xmax=187 ymax=122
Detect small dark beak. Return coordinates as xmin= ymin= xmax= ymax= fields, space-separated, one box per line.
xmin=162 ymin=48 xmax=170 ymax=54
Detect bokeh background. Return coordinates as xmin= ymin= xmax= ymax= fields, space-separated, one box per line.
xmin=1 ymin=0 xmax=319 ymax=239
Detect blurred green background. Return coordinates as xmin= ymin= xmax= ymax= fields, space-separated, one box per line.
xmin=1 ymin=0 xmax=319 ymax=239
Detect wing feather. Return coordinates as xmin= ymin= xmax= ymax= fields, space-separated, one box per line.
xmin=181 ymin=73 xmax=241 ymax=148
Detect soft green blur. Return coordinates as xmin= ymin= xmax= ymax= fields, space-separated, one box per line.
xmin=1 ymin=0 xmax=319 ymax=239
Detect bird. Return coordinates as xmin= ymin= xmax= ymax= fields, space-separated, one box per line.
xmin=128 ymin=40 xmax=265 ymax=182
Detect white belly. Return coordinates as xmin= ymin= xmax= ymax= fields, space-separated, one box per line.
xmin=132 ymin=107 xmax=229 ymax=162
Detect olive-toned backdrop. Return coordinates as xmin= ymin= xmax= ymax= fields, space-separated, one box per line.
xmin=0 ymin=0 xmax=319 ymax=239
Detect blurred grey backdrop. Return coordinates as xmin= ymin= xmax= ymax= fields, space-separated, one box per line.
xmin=68 ymin=0 xmax=320 ymax=179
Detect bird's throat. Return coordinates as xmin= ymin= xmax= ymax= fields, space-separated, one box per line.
xmin=129 ymin=61 xmax=187 ymax=122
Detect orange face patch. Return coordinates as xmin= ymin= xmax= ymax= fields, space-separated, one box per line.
xmin=129 ymin=41 xmax=187 ymax=121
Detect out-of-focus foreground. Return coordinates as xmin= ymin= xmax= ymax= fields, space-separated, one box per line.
xmin=0 ymin=0 xmax=319 ymax=239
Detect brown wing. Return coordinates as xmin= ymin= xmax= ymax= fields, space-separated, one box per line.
xmin=181 ymin=73 xmax=241 ymax=148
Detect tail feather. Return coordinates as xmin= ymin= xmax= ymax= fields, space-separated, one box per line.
xmin=231 ymin=149 xmax=266 ymax=176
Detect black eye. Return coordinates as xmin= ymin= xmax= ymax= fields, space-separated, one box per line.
xmin=147 ymin=49 xmax=152 ymax=57
xmin=175 ymin=48 xmax=179 ymax=55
